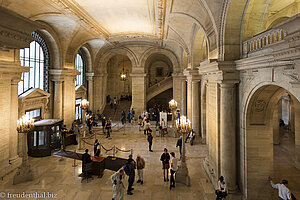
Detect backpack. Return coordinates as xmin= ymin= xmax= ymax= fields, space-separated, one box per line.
xmin=123 ymin=163 xmax=130 ymax=176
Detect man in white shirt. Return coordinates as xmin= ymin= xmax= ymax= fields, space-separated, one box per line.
xmin=170 ymin=152 xmax=178 ymax=190
xmin=268 ymin=177 xmax=291 ymax=200
xmin=111 ymin=169 xmax=125 ymax=200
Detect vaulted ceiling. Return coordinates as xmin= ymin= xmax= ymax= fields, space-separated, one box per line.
xmin=0 ymin=0 xmax=220 ymax=57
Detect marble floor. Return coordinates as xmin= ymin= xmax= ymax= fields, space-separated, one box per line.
xmin=0 ymin=123 xmax=242 ymax=200
xmin=273 ymin=129 xmax=300 ymax=198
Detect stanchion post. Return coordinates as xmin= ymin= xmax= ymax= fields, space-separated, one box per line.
xmin=59 ymin=145 xmax=64 ymax=161
xmin=112 ymin=145 xmax=116 ymax=160
xmin=130 ymin=149 xmax=133 ymax=155
xmin=72 ymin=149 xmax=78 ymax=167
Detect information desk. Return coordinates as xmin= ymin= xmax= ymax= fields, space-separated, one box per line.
xmin=53 ymin=150 xmax=128 ymax=177
xmin=28 ymin=119 xmax=77 ymax=157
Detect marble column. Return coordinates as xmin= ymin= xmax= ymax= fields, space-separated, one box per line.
xmin=86 ymin=73 xmax=94 ymax=112
xmin=181 ymin=79 xmax=186 ymax=115
xmin=192 ymin=80 xmax=200 ymax=135
xmin=220 ymin=82 xmax=237 ymax=192
xmin=187 ymin=80 xmax=192 ymax=121
xmin=9 ymin=80 xmax=19 ymax=160
xmin=62 ymin=75 xmax=76 ymax=128
xmin=130 ymin=70 xmax=146 ymax=116
xmin=200 ymin=81 xmax=207 ymax=141
xmin=172 ymin=74 xmax=184 ymax=110
xmin=205 ymin=82 xmax=209 ymax=146
xmin=53 ymin=79 xmax=63 ymax=119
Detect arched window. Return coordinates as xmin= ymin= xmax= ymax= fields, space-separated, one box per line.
xmin=18 ymin=32 xmax=49 ymax=95
xmin=75 ymin=49 xmax=85 ymax=87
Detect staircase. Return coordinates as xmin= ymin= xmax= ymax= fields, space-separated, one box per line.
xmin=102 ymin=100 xmax=131 ymax=122
xmin=146 ymin=76 xmax=173 ymax=102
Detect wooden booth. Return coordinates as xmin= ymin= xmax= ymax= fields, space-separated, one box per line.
xmin=28 ymin=119 xmax=63 ymax=157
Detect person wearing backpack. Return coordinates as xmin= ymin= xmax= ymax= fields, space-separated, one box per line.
xmin=124 ymin=160 xmax=136 ymax=195
xmin=136 ymin=154 xmax=145 ymax=184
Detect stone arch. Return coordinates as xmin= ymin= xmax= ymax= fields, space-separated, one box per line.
xmin=218 ymin=0 xmax=248 ymax=61
xmin=139 ymin=47 xmax=180 ymax=72
xmin=242 ymin=82 xmax=300 ymax=199
xmin=96 ymin=47 xmax=138 ymax=72
xmin=80 ymin=45 xmax=93 ymax=73
xmin=35 ymin=21 xmax=61 ymax=69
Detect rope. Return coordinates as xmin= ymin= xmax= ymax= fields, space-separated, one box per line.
xmin=79 ymin=137 xmax=131 ymax=154
xmin=115 ymin=147 xmax=131 ymax=152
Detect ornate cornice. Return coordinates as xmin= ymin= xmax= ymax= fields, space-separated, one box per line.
xmin=0 ymin=7 xmax=38 ymax=49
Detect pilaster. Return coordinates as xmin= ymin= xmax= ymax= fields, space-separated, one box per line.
xmin=130 ymin=69 xmax=146 ymax=116
xmin=86 ymin=72 xmax=94 ymax=111
xmin=184 ymin=69 xmax=201 ymax=135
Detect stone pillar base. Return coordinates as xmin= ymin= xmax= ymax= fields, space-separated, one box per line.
xmin=13 ymin=164 xmax=33 ymax=185
xmin=175 ymin=161 xmax=190 ymax=186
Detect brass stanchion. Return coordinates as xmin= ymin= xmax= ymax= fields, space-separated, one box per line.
xmin=112 ymin=145 xmax=116 ymax=160
xmin=72 ymin=149 xmax=78 ymax=167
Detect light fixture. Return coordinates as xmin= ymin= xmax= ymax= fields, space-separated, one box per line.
xmin=120 ymin=56 xmax=127 ymax=81
xmin=80 ymin=99 xmax=89 ymax=110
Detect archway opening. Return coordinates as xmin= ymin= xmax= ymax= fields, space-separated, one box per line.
xmin=107 ymin=54 xmax=132 ymax=99
xmin=245 ymin=85 xmax=300 ymax=199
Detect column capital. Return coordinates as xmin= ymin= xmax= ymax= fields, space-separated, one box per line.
xmin=218 ymin=80 xmax=239 ymax=88
xmin=183 ymin=68 xmax=201 ymax=81
xmin=86 ymin=72 xmax=94 ymax=81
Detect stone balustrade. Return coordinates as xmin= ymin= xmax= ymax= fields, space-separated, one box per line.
xmin=242 ymin=28 xmax=286 ymax=57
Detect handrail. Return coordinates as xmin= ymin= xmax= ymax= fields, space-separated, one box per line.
xmin=148 ymin=76 xmax=172 ymax=91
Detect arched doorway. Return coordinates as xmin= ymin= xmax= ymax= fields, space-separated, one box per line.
xmin=245 ymin=84 xmax=300 ymax=199
xmin=145 ymin=54 xmax=173 ymax=110
xmin=107 ymin=55 xmax=132 ymax=99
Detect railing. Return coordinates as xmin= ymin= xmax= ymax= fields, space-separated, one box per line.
xmin=147 ymin=76 xmax=172 ymax=92
xmin=242 ymin=28 xmax=286 ymax=57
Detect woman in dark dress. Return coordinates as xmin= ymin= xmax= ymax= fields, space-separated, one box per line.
xmin=160 ymin=148 xmax=170 ymax=182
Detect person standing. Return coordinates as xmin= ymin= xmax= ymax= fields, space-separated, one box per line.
xmin=81 ymin=149 xmax=92 ymax=180
xmin=144 ymin=119 xmax=151 ymax=135
xmin=161 ymin=118 xmax=166 ymax=136
xmin=160 ymin=148 xmax=170 ymax=182
xmin=215 ymin=176 xmax=227 ymax=200
xmin=111 ymin=169 xmax=125 ymax=200
xmin=176 ymin=136 xmax=183 ymax=157
xmin=138 ymin=116 xmax=143 ymax=131
xmin=121 ymin=111 xmax=126 ymax=125
xmin=94 ymin=139 xmax=99 ymax=155
xmin=101 ymin=116 xmax=106 ymax=134
xmin=147 ymin=129 xmax=153 ymax=152
xmin=127 ymin=111 xmax=132 ymax=124
xmin=136 ymin=154 xmax=145 ymax=184
xmin=113 ymin=97 xmax=118 ymax=111
xmin=105 ymin=118 xmax=112 ymax=138
xmin=124 ymin=160 xmax=136 ymax=195
xmin=169 ymin=152 xmax=178 ymax=190
xmin=268 ymin=177 xmax=291 ymax=200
